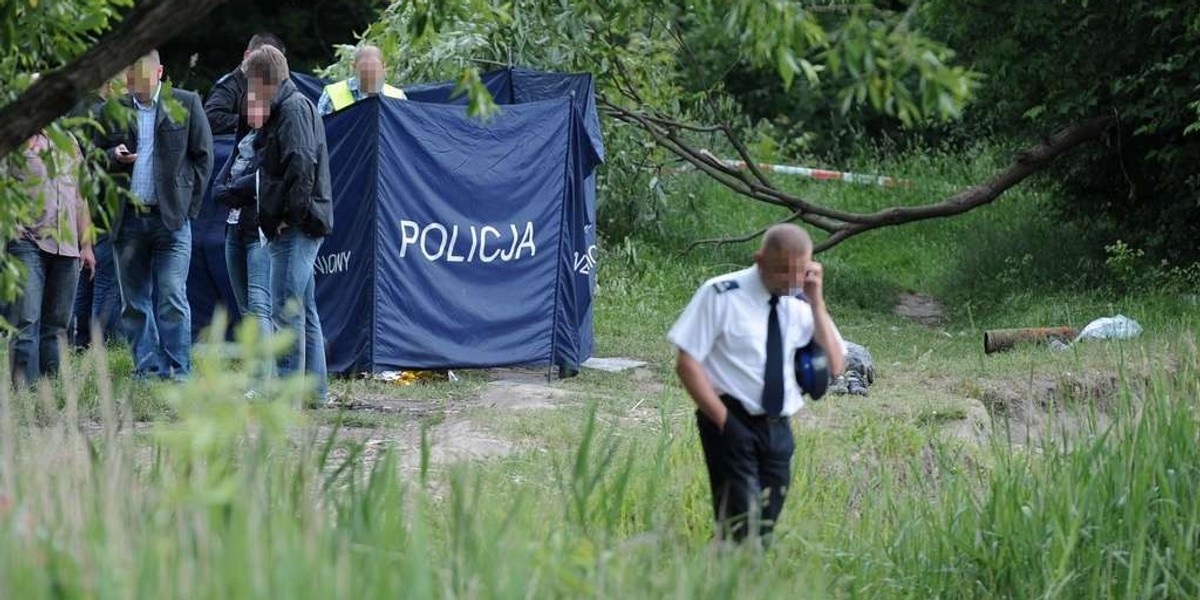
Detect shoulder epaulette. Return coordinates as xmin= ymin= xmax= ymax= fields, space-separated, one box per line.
xmin=712 ymin=280 xmax=740 ymax=294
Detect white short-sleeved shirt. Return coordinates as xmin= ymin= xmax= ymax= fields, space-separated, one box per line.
xmin=668 ymin=266 xmax=845 ymax=416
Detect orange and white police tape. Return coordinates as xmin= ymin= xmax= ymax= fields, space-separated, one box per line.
xmin=674 ymin=149 xmax=912 ymax=188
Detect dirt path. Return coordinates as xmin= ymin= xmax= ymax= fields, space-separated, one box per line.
xmin=894 ymin=292 xmax=946 ymax=327
xmin=318 ymin=366 xmax=619 ymax=474
xmin=316 ymin=352 xmax=1134 ymax=476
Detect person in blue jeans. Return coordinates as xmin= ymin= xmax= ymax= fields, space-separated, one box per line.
xmin=213 ymin=130 xmax=272 ymax=337
xmin=98 ymin=50 xmax=213 ymax=380
xmin=69 ymin=79 xmax=126 ymax=349
xmin=7 ymin=130 xmax=96 ymax=387
xmin=244 ymin=46 xmax=334 ymax=404
xmin=207 ymin=35 xmax=290 ymax=344
xmin=72 ymin=234 xmax=124 ymax=347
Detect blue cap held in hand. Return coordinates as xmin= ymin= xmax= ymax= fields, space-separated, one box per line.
xmin=794 ymin=342 xmax=830 ymax=400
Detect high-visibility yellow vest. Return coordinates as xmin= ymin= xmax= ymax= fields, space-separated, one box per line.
xmin=323 ymin=79 xmax=407 ymax=112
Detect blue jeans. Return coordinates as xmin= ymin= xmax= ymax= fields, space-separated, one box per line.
xmin=114 ymin=213 xmax=193 ymax=379
xmin=269 ymin=228 xmax=327 ymax=401
xmin=225 ymin=226 xmax=273 ymax=336
xmin=72 ymin=235 xmax=123 ymax=346
xmin=6 ymin=239 xmax=80 ymax=387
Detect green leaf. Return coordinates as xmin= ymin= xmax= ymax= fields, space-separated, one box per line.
xmin=798 ymin=58 xmax=823 ymax=85
xmin=451 ymin=66 xmax=499 ymax=120
xmin=776 ymin=47 xmax=797 ymax=90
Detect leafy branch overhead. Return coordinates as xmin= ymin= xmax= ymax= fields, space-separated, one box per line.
xmin=0 ymin=0 xmax=228 ymax=302
xmin=0 ymin=0 xmax=229 ymax=160
xmin=362 ymin=0 xmax=978 ymax=123
xmin=346 ymin=0 xmax=1118 ymax=251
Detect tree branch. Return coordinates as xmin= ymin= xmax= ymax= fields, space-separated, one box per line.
xmin=604 ymin=101 xmax=754 ymax=195
xmin=603 ymin=91 xmax=1114 ymax=254
xmin=600 ymin=98 xmax=881 ymax=227
xmin=720 ymin=123 xmax=774 ymax=188
xmin=683 ymin=209 xmax=807 ymax=253
xmin=643 ymin=113 xmax=724 ymax=133
xmin=811 ymin=115 xmax=1115 ymax=252
xmin=0 ymin=0 xmax=229 ymax=159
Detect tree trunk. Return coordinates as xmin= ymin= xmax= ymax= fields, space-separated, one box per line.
xmin=0 ymin=0 xmax=228 ymax=159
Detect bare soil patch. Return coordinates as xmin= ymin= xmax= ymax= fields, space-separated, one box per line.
xmin=319 ymin=366 xmax=578 ymax=470
xmin=893 ymin=292 xmax=946 ymax=327
xmin=970 ymin=370 xmax=1124 ymax=446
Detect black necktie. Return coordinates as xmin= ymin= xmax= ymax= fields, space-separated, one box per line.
xmin=763 ymin=295 xmax=784 ymax=416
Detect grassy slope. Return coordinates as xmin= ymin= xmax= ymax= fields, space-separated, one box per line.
xmin=1 ymin=145 xmax=1198 ymax=598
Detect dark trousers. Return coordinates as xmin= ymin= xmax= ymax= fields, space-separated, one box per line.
xmin=71 ymin=235 xmax=123 ymax=347
xmin=696 ymin=395 xmax=795 ymax=544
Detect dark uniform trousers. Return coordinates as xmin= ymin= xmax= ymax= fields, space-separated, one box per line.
xmin=696 ymin=394 xmax=795 ymax=544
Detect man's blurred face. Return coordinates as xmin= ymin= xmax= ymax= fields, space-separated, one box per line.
xmin=246 ymin=77 xmax=278 ymax=129
xmin=129 ymin=56 xmax=163 ymax=100
xmin=755 ymin=247 xmax=811 ymax=297
xmin=355 ymin=53 xmax=385 ymax=95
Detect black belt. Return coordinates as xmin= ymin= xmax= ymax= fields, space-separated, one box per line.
xmin=719 ymin=394 xmax=789 ymax=424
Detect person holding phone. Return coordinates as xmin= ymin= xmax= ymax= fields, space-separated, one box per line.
xmin=668 ymin=224 xmax=846 ymax=546
xmin=98 ymin=50 xmax=213 ymax=380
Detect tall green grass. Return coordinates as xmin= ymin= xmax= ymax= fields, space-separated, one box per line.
xmin=1 ymin=322 xmax=1198 ymax=597
xmin=1 ymin=141 xmax=1197 ymax=598
xmin=824 ymin=340 xmax=1200 ymax=599
xmin=0 ymin=332 xmax=827 ymax=598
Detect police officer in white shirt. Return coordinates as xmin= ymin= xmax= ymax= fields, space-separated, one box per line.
xmin=668 ymin=224 xmax=846 ymax=544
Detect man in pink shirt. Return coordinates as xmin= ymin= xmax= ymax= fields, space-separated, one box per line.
xmin=6 ymin=131 xmax=96 ymax=387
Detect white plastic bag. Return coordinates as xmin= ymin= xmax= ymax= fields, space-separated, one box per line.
xmin=1074 ymin=315 xmax=1142 ymax=342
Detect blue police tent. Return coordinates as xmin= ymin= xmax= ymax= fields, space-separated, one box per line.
xmin=189 ymin=68 xmax=603 ymax=375
xmin=289 ymin=72 xmax=328 ymax=106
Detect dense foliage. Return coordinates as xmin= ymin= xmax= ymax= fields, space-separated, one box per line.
xmin=922 ymin=0 xmax=1200 ymax=264
xmin=330 ymin=0 xmax=977 ymax=240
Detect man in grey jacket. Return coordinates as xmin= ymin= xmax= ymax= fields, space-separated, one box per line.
xmin=100 ymin=50 xmax=213 ymax=380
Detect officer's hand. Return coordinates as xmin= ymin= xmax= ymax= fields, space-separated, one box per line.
xmin=803 ymin=260 xmax=825 ymax=303
xmin=716 ymin=408 xmax=729 ymax=433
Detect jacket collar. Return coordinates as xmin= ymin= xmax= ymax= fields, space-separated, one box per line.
xmin=131 ymin=82 xmax=162 ymax=111
xmin=124 ymin=83 xmax=173 ymax=132
xmin=269 ymin=78 xmax=298 ymax=113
